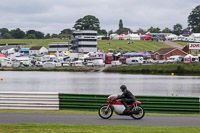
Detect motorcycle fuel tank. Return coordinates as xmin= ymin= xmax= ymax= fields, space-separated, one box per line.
xmin=112 ymin=105 xmax=125 ymax=115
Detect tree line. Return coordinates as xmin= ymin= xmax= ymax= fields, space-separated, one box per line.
xmin=0 ymin=5 xmax=199 ymax=39
xmin=0 ymin=28 xmax=73 ymax=39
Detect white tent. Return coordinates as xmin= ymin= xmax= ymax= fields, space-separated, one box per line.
xmin=110 ymin=34 xmax=120 ymax=40
xmin=123 ymin=34 xmax=140 ymax=40
xmin=189 ymin=33 xmax=200 ymax=42
xmin=189 ymin=33 xmax=200 ymax=39
xmin=166 ymin=34 xmax=178 ymax=40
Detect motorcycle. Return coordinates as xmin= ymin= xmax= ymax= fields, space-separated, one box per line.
xmin=98 ymin=94 xmax=145 ymax=119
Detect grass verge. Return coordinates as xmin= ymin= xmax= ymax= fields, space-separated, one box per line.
xmin=0 ymin=124 xmax=199 ymax=133
xmin=104 ymin=63 xmax=200 ymax=75
xmin=0 ymin=109 xmax=199 ymax=116
xmin=0 ymin=67 xmax=94 ymax=72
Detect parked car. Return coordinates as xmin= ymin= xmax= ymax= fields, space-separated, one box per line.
xmin=147 ymin=59 xmax=158 ymax=64
xmin=86 ymin=61 xmax=94 ymax=67
xmin=119 ymin=57 xmax=128 ymax=64
xmin=93 ymin=59 xmax=105 ymax=66
xmin=157 ymin=60 xmax=167 ymax=64
xmin=74 ymin=60 xmax=84 ymax=67
xmin=111 ymin=61 xmax=122 ymax=66
xmin=43 ymin=62 xmax=56 ymax=68
xmin=86 ymin=59 xmax=105 ymax=67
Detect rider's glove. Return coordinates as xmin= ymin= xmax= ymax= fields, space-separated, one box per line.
xmin=111 ymin=98 xmax=117 ymax=102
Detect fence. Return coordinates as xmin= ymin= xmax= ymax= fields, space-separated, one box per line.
xmin=0 ymin=92 xmax=59 ymax=110
xmin=0 ymin=92 xmax=199 ymax=114
xmin=59 ymin=93 xmax=200 ymax=114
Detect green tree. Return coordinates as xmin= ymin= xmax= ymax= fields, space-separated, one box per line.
xmin=115 ymin=19 xmax=132 ymax=34
xmin=108 ymin=30 xmax=113 ymax=35
xmin=26 ymin=34 xmax=36 ymax=39
xmin=137 ymin=28 xmax=146 ymax=33
xmin=60 ymin=29 xmax=72 ymax=39
xmin=193 ymin=23 xmax=200 ymax=33
xmin=162 ymin=27 xmax=172 ymax=33
xmin=10 ymin=28 xmax=25 ymax=39
xmin=60 ymin=29 xmax=72 ymax=35
xmin=26 ymin=30 xmax=36 ymax=36
xmin=2 ymin=33 xmax=12 ymax=39
xmin=119 ymin=19 xmax=123 ymax=29
xmin=74 ymin=15 xmax=100 ymax=31
xmin=116 ymin=28 xmax=132 ymax=35
xmin=26 ymin=30 xmax=44 ymax=39
xmin=182 ymin=27 xmax=190 ymax=34
xmin=148 ymin=27 xmax=161 ymax=33
xmin=35 ymin=31 xmax=44 ymax=39
xmin=98 ymin=29 xmax=107 ymax=36
xmin=188 ymin=5 xmax=200 ymax=32
xmin=0 ymin=28 xmax=9 ymax=37
xmin=173 ymin=24 xmax=183 ymax=35
xmin=51 ymin=34 xmax=59 ymax=38
xmin=45 ymin=33 xmax=51 ymax=39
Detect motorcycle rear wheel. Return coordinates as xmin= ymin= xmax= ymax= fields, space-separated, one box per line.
xmin=98 ymin=105 xmax=113 ymax=119
xmin=130 ymin=105 xmax=145 ymax=120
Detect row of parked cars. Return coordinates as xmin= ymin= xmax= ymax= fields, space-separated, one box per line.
xmin=111 ymin=55 xmax=200 ymax=66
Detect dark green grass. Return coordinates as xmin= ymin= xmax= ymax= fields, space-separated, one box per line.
xmin=0 ymin=124 xmax=199 ymax=133
xmin=97 ymin=40 xmax=169 ymax=52
xmin=0 ymin=38 xmax=67 ymax=48
xmin=104 ymin=63 xmax=200 ymax=75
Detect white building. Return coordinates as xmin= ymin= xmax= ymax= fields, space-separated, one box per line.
xmin=29 ymin=46 xmax=48 ymax=56
xmin=71 ymin=30 xmax=97 ymax=53
xmin=48 ymin=42 xmax=70 ymax=54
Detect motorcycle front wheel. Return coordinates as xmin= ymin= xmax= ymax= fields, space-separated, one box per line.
xmin=98 ymin=105 xmax=113 ymax=119
xmin=130 ymin=105 xmax=145 ymax=120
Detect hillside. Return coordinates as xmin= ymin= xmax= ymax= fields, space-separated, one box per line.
xmin=0 ymin=38 xmax=66 ymax=48
xmin=97 ymin=40 xmax=170 ymax=52
xmin=0 ymin=39 xmax=170 ymax=52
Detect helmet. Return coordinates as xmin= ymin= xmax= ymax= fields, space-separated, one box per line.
xmin=120 ymin=85 xmax=127 ymax=91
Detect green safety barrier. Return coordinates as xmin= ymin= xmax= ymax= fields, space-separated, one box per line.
xmin=59 ymin=93 xmax=200 ymax=114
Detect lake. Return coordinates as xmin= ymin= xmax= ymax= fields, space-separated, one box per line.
xmin=0 ymin=71 xmax=199 ymax=97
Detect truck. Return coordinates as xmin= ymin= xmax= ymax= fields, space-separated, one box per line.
xmin=103 ymin=53 xmax=114 ymax=64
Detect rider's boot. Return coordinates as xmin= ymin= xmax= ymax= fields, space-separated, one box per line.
xmin=123 ymin=104 xmax=130 ymax=115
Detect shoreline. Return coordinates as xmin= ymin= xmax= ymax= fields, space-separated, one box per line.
xmin=103 ymin=63 xmax=200 ymax=76
xmin=0 ymin=67 xmax=94 ymax=72
xmin=1 ymin=63 xmax=200 ymax=76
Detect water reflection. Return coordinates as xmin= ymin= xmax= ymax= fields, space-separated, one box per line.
xmin=0 ymin=71 xmax=199 ymax=97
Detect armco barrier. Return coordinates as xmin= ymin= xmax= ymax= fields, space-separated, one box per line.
xmin=59 ymin=93 xmax=200 ymax=114
xmin=0 ymin=92 xmax=59 ymax=110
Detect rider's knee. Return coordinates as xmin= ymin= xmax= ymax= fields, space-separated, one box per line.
xmin=121 ymin=98 xmax=125 ymax=102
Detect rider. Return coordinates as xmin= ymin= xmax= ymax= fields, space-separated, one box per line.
xmin=113 ymin=85 xmax=135 ymax=114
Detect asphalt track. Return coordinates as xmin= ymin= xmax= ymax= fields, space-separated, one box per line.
xmin=0 ymin=113 xmax=199 ymax=127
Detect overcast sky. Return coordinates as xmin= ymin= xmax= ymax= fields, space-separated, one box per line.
xmin=0 ymin=0 xmax=199 ymax=34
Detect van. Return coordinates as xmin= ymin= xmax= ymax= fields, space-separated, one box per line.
xmin=167 ymin=56 xmax=183 ymax=63
xmin=126 ymin=57 xmax=144 ymax=65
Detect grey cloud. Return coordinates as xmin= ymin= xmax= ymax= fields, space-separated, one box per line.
xmin=0 ymin=0 xmax=199 ymax=33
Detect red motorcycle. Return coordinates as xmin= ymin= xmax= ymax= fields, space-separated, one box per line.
xmin=98 ymin=94 xmax=145 ymax=119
